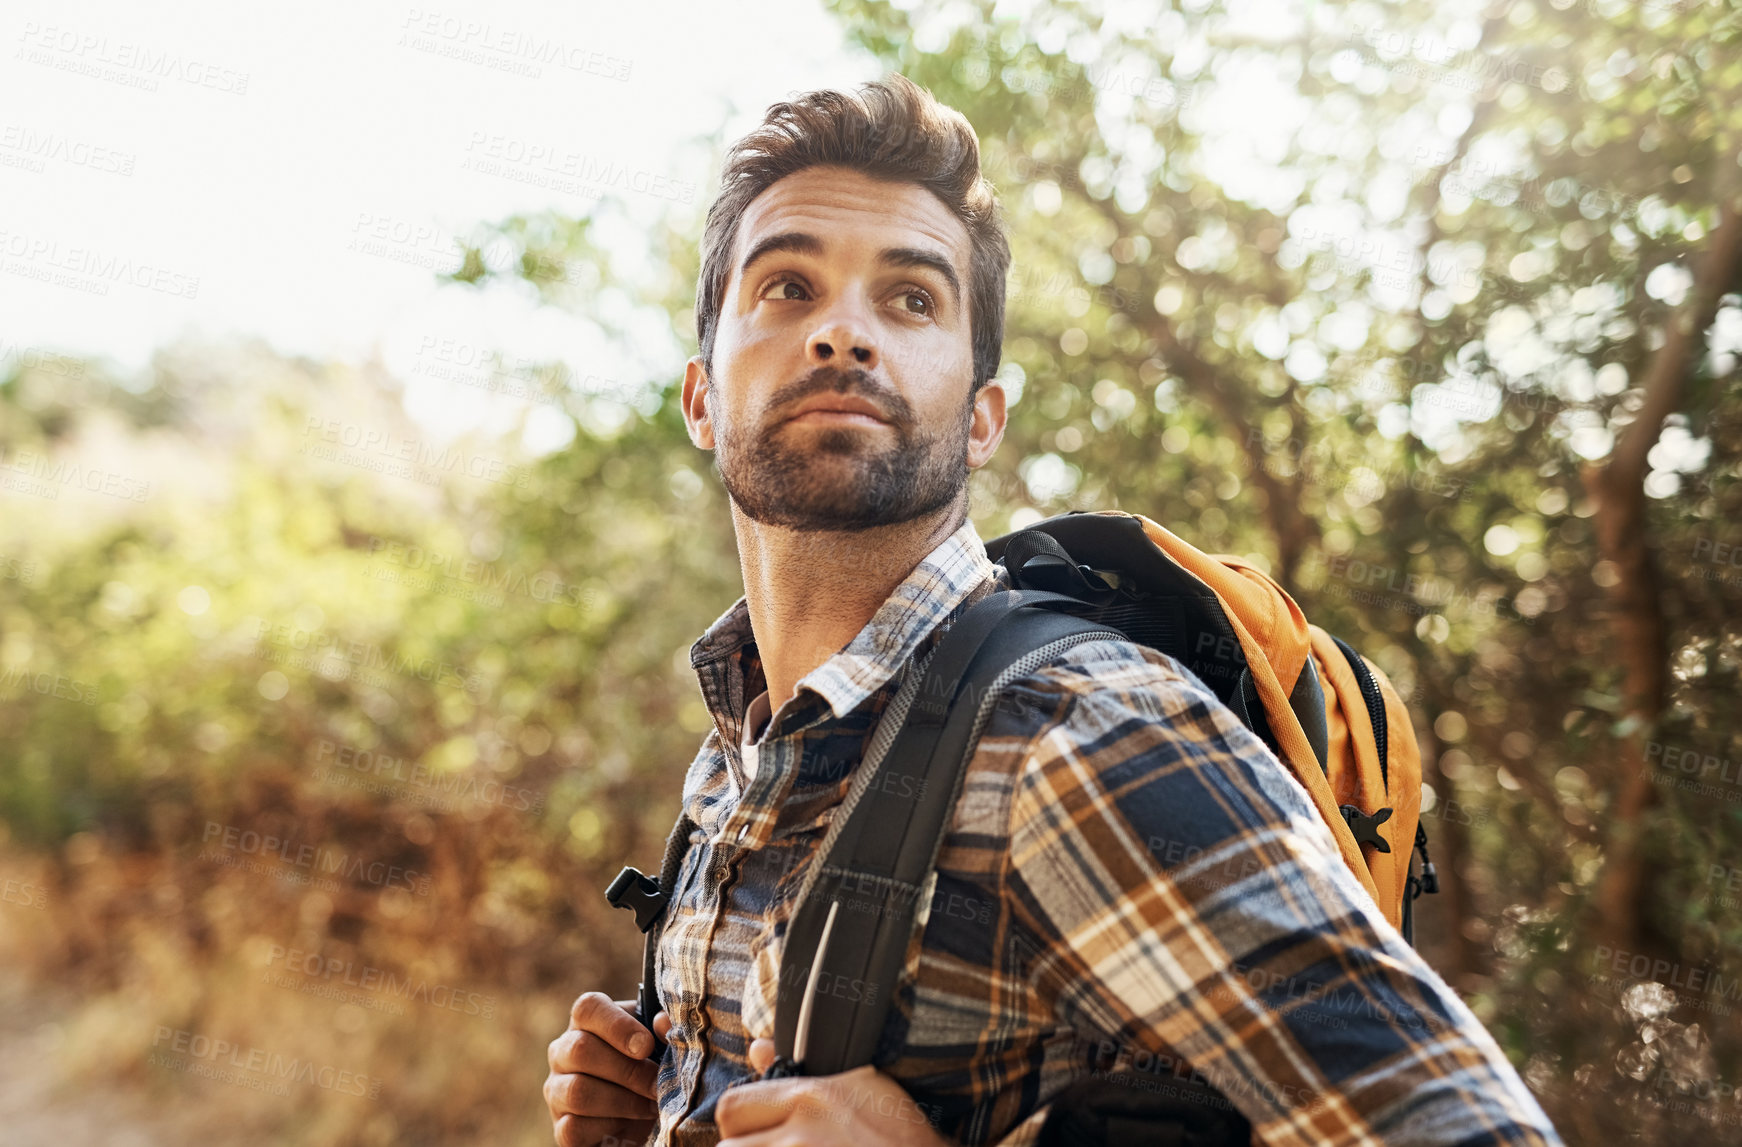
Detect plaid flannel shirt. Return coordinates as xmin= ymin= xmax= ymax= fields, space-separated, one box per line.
xmin=652 ymin=518 xmax=1562 ymax=1147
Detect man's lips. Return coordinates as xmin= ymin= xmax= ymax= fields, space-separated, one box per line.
xmin=786 ymin=409 xmax=886 ymax=427
xmin=781 ymin=395 xmax=891 ymax=426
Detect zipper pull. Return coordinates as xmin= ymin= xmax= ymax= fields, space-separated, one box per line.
xmin=1413 ymin=822 xmax=1439 ymax=896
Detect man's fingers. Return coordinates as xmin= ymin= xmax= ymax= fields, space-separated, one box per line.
xmin=568 ymin=992 xmax=656 ymax=1058
xmin=551 ymin=1112 xmax=649 ymax=1147
xmin=653 ymin=1010 xmax=672 ymax=1041
xmin=718 ymin=1132 xmax=799 ymax=1147
xmin=547 ymin=1031 xmax=661 ymax=1098
xmin=747 ymin=1038 xmax=777 ymax=1075
xmin=715 ymin=1078 xmax=832 ymax=1138
xmin=545 ymin=1071 xmax=658 ymax=1122
xmin=548 ymin=994 xmax=664 ymax=1145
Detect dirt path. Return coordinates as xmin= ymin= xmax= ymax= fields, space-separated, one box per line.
xmin=0 ymin=970 xmax=251 ymax=1147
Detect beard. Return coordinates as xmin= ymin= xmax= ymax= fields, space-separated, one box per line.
xmin=713 ymin=364 xmax=972 ymax=533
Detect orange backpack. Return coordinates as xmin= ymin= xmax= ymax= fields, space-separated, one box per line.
xmin=1003 ymin=511 xmax=1436 ymax=933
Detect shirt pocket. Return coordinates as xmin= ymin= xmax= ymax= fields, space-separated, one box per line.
xmin=760 ymin=802 xmax=835 ymax=901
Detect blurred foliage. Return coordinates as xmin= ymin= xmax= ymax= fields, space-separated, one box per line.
xmin=3 ymin=1 xmax=1742 ymax=1144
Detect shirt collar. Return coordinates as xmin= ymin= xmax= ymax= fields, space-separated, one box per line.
xmin=689 ymin=516 xmax=998 ymax=734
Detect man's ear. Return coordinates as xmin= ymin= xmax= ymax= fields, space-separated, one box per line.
xmin=966 ymin=378 xmax=1007 ymax=470
xmin=681 ymin=356 xmax=715 ymax=450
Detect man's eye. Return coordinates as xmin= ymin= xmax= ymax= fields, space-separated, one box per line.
xmin=762 ymin=275 xmax=809 ymax=301
xmin=897 ymin=289 xmax=934 ymax=316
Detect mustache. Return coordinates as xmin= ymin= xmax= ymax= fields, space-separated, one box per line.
xmin=765 ymin=365 xmax=916 ymax=429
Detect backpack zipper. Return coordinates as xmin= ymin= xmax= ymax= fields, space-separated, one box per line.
xmin=1330 ymin=635 xmax=1389 ymax=792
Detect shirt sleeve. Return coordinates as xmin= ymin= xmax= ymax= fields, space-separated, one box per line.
xmin=998 ymin=650 xmax=1565 ymax=1147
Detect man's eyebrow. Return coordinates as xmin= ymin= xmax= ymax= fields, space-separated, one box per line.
xmin=878 ymin=247 xmax=961 ymax=310
xmin=738 ymin=231 xmax=963 ymax=310
xmin=738 ymin=231 xmax=824 ymax=282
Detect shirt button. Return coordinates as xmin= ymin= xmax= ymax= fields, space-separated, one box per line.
xmin=736 ymin=824 xmax=749 ymax=842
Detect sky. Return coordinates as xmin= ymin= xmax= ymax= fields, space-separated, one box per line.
xmin=2 ymin=0 xmax=1719 ymax=479
xmin=1 ymin=0 xmax=876 ymax=446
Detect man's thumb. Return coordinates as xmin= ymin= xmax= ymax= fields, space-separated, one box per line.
xmin=748 ymin=1038 xmax=778 ymax=1074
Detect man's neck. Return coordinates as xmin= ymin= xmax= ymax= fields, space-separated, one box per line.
xmin=731 ymin=495 xmax=969 ymax=712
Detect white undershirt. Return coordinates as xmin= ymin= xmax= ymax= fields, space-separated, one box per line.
xmin=740 ymin=688 xmax=773 ymax=782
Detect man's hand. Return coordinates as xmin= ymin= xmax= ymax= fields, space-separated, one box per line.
xmin=545 ymin=992 xmax=670 ymax=1147
xmin=715 ymin=1039 xmax=950 ymax=1147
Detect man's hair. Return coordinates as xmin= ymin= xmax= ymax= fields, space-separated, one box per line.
xmin=695 ymin=73 xmax=1010 ymax=393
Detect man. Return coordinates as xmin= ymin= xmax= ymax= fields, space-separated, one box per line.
xmin=546 ymin=74 xmax=1563 ymax=1147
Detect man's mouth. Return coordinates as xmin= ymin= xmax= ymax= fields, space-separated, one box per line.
xmin=781 ymin=395 xmax=891 ymax=427
xmin=787 ymin=408 xmax=886 ymax=428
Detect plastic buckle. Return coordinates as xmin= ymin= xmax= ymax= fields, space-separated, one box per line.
xmin=1338 ymin=804 xmax=1394 ymax=854
xmin=604 ymin=867 xmax=669 ymax=933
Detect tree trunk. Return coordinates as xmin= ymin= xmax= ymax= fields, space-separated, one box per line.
xmin=1586 ymin=187 xmax=1742 ymax=950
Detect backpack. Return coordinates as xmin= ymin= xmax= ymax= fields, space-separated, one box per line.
xmin=605 ymin=510 xmax=1438 ymax=1132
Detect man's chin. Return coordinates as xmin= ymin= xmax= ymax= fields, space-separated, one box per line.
xmin=773 ymin=421 xmax=885 ymax=456
xmin=730 ymin=475 xmax=935 ymax=533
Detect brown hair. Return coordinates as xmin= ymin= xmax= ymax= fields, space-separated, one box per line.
xmin=695 ymin=74 xmax=1009 ymax=392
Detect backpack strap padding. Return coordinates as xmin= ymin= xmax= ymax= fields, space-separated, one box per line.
xmin=773 ymin=591 xmax=1121 ymax=1076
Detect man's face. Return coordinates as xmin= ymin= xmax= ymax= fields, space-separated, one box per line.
xmin=682 ymin=165 xmax=1005 ymax=532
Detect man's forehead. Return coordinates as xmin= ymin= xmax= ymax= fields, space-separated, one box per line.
xmin=732 ymin=166 xmax=970 ymax=274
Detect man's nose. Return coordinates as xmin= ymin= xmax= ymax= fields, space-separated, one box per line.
xmin=805 ymin=304 xmax=879 ymax=372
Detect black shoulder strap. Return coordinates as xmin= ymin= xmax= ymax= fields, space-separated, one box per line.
xmin=604 ymin=810 xmax=696 ymax=1044
xmin=770 ymin=589 xmax=1122 ymax=1077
